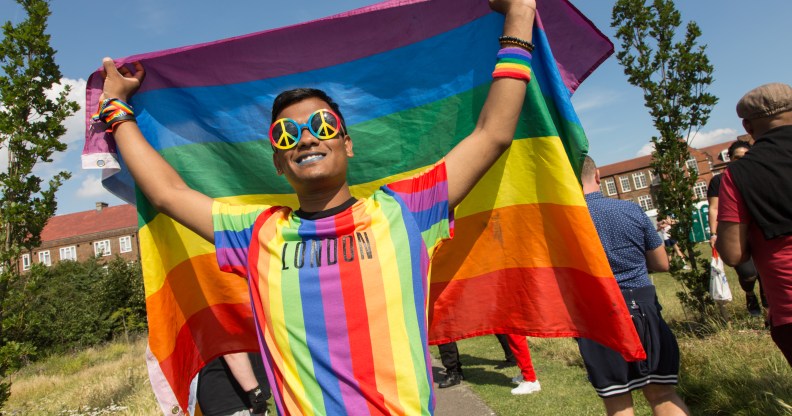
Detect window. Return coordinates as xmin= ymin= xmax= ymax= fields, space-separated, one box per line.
xmin=632 ymin=172 xmax=648 ymax=189
xmin=94 ymin=240 xmax=111 ymax=257
xmin=637 ymin=195 xmax=654 ymax=211
xmin=619 ymin=176 xmax=632 ymax=192
xmin=603 ymin=178 xmax=617 ymax=196
xmin=649 ymin=170 xmax=660 ymax=186
xmin=693 ymin=181 xmax=708 ymax=200
xmin=686 ymin=157 xmax=699 ymax=174
xmin=21 ymin=254 xmax=30 ymax=271
xmin=119 ymin=236 xmax=133 ymax=253
xmin=38 ymin=250 xmax=51 ymax=267
xmin=720 ymin=149 xmax=730 ymax=162
xmin=60 ymin=246 xmax=77 ymax=261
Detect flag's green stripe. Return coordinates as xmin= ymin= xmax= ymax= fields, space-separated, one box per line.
xmin=136 ymin=81 xmax=584 ymax=225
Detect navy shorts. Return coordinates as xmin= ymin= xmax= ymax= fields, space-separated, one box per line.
xmin=577 ymin=286 xmax=680 ymax=397
xmin=664 ymin=239 xmax=677 ymax=247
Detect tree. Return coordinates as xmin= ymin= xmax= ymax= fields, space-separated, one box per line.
xmin=0 ymin=0 xmax=78 ymax=404
xmin=612 ymin=0 xmax=718 ymax=318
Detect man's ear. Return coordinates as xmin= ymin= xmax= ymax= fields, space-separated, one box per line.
xmin=595 ymin=168 xmax=601 ymax=185
xmin=344 ymin=135 xmax=354 ymax=157
xmin=742 ymin=119 xmax=754 ymax=137
xmin=272 ymin=151 xmax=284 ymax=175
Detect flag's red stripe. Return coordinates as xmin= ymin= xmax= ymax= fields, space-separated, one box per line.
xmin=428 ymin=266 xmax=646 ymax=361
xmin=386 ymin=161 xmax=448 ymax=194
xmin=147 ymin=253 xmax=252 ymax=358
xmin=158 ymin=302 xmax=259 ymax=411
xmin=432 ymin=203 xmax=611 ymax=282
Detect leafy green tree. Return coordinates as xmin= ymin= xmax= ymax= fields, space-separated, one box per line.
xmin=612 ymin=0 xmax=718 ymax=317
xmin=0 ymin=0 xmax=78 ymax=403
xmin=4 ymin=257 xmax=147 ymax=355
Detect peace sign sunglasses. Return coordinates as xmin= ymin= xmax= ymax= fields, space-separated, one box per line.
xmin=268 ymin=109 xmax=346 ymax=150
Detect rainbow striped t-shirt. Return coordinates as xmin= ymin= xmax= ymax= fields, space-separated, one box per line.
xmin=212 ymin=161 xmax=453 ymax=416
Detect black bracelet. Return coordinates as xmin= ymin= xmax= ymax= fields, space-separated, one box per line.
xmin=499 ymin=35 xmax=534 ymax=52
xmin=247 ymin=385 xmax=269 ymax=414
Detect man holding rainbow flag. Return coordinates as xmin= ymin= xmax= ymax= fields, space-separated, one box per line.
xmin=93 ymin=1 xmax=537 ymax=414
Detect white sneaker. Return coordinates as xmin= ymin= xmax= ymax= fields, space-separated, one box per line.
xmin=511 ymin=380 xmax=541 ymax=395
xmin=511 ymin=374 xmax=524 ymax=384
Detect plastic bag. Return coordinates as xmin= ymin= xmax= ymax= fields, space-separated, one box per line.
xmin=710 ymin=249 xmax=732 ymax=302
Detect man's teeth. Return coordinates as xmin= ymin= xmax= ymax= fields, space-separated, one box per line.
xmin=297 ymin=154 xmax=324 ymax=165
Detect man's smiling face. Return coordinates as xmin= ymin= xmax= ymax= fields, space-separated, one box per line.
xmin=271 ymin=97 xmax=353 ymax=193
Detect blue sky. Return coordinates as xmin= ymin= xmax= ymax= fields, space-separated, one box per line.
xmin=1 ymin=0 xmax=790 ymax=214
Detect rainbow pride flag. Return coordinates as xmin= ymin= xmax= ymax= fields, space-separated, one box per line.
xmin=83 ymin=0 xmax=644 ymax=414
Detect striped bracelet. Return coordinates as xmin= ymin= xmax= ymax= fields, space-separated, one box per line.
xmin=492 ymin=47 xmax=532 ymax=82
xmin=91 ymin=98 xmax=137 ymax=132
xmin=498 ymin=35 xmax=534 ymax=52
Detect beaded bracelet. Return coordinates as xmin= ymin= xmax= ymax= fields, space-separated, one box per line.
xmin=498 ymin=35 xmax=534 ymax=52
xmin=91 ymin=98 xmax=136 ymax=132
xmin=492 ymin=47 xmax=532 ymax=82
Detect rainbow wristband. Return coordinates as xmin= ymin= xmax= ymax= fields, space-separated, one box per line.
xmin=492 ymin=47 xmax=532 ymax=82
xmin=91 ymin=98 xmax=136 ymax=132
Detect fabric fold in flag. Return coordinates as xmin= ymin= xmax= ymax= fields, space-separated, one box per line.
xmin=82 ymin=0 xmax=643 ymax=414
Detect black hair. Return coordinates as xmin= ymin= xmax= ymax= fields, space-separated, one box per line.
xmin=271 ymin=88 xmax=347 ymax=133
xmin=727 ymin=140 xmax=751 ymax=159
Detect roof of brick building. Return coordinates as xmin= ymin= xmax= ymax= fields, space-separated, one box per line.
xmin=40 ymin=204 xmax=137 ymax=242
xmin=598 ymin=137 xmax=751 ymax=177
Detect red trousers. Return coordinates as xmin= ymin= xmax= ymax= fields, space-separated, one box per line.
xmin=505 ymin=334 xmax=536 ymax=381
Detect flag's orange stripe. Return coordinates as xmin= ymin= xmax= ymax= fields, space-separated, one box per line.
xmin=146 ymin=253 xmax=251 ymax=358
xmin=157 ymin=302 xmax=260 ymax=411
xmin=427 ymin=266 xmax=646 ymax=361
xmin=431 ymin=203 xmax=612 ymax=283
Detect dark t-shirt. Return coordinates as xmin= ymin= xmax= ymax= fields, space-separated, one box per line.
xmin=197 ymin=353 xmax=269 ymax=416
xmin=707 ymin=174 xmax=722 ymax=199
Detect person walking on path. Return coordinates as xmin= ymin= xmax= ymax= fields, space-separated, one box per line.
xmin=717 ymin=82 xmax=792 ymax=366
xmin=436 ymin=334 xmax=518 ymax=389
xmin=707 ymin=140 xmax=766 ymax=317
xmin=580 ymin=156 xmax=689 ymax=416
xmin=505 ymin=334 xmax=541 ymax=395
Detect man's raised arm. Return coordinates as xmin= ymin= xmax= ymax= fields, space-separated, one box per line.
xmin=445 ymin=0 xmax=536 ymax=208
xmin=99 ymin=58 xmax=215 ymax=243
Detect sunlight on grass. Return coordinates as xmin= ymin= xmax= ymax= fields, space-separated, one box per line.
xmin=6 ymin=336 xmax=159 ymax=415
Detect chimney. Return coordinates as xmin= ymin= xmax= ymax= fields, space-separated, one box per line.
xmin=96 ymin=202 xmax=109 ymax=212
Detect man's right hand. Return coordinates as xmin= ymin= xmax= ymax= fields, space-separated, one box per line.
xmin=100 ymin=58 xmax=145 ymax=103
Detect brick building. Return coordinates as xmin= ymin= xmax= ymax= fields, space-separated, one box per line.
xmin=597 ymin=135 xmax=751 ymax=211
xmin=19 ymin=202 xmax=139 ymax=271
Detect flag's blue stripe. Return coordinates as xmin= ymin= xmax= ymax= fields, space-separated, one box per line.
xmin=132 ymin=13 xmax=504 ymax=152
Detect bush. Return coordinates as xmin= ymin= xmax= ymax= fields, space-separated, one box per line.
xmin=3 ymin=257 xmax=147 ymax=356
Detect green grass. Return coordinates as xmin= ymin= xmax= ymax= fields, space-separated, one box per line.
xmin=438 ymin=247 xmax=792 ymax=415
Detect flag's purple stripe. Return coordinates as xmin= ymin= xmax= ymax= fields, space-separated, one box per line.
xmin=85 ymin=0 xmax=491 ymax=94
xmin=534 ymin=1 xmax=613 ymax=92
xmin=215 ymin=247 xmax=248 ymax=270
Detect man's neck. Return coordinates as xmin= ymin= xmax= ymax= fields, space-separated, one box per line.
xmin=582 ymin=180 xmax=600 ymax=194
xmin=296 ymin=183 xmax=354 ymax=212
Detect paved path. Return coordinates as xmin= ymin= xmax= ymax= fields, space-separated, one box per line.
xmin=432 ymin=357 xmax=496 ymax=416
